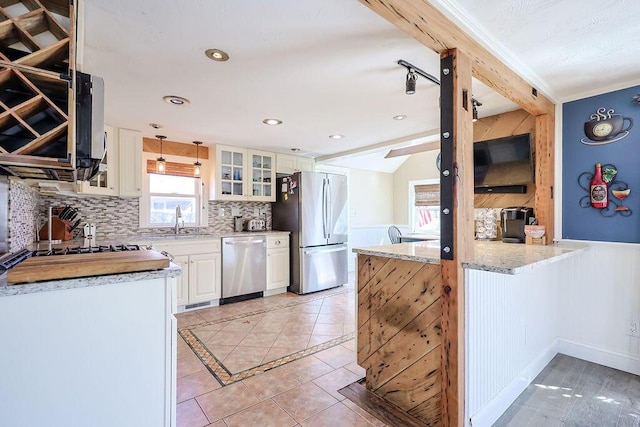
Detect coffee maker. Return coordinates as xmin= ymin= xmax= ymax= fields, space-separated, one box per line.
xmin=500 ymin=207 xmax=534 ymax=243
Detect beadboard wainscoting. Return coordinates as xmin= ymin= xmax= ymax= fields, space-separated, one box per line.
xmin=348 ymin=225 xmax=409 ymax=271
xmin=556 ymin=241 xmax=640 ymax=375
xmin=465 ymin=261 xmax=561 ymax=427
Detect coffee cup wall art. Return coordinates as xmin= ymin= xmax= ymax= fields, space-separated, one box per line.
xmin=582 ymin=107 xmax=633 ymax=145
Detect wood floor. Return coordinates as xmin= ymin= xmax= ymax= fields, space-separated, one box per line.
xmin=494 ymin=354 xmax=640 ymax=426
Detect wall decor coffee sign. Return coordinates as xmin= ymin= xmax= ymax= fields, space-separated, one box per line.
xmin=562 ymin=84 xmax=640 ymax=243
xmin=582 ymin=107 xmax=633 ymax=145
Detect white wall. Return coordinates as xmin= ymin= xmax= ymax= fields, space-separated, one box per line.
xmin=392 ymin=150 xmax=440 ymax=225
xmin=349 ymin=168 xmax=394 ymax=226
xmin=347 ymin=168 xmax=395 ymax=272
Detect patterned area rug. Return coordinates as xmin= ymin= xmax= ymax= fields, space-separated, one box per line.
xmin=179 ymin=288 xmax=355 ymax=386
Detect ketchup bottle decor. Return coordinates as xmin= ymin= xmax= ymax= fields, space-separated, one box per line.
xmin=590 ymin=163 xmax=608 ymax=208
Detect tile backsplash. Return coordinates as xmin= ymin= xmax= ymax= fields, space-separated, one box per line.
xmin=36 ymin=196 xmax=271 ymax=239
xmin=6 ymin=180 xmax=273 ymax=251
xmin=7 ymin=179 xmax=38 ymax=252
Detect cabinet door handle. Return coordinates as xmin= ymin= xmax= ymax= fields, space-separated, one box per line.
xmin=275 ymin=240 xmax=280 ymax=245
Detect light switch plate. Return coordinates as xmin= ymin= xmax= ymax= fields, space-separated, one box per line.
xmin=218 ymin=208 xmax=224 ymax=217
xmin=231 ymin=207 xmax=240 ymax=216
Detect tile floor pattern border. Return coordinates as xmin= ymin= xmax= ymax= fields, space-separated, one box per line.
xmin=178 ymin=288 xmax=354 ymax=386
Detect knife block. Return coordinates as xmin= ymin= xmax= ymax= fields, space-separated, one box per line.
xmin=38 ymin=218 xmax=73 ymax=241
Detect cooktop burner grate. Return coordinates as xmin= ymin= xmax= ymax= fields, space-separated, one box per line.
xmin=31 ymin=244 xmax=143 ymax=257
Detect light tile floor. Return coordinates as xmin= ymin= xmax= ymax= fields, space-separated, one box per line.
xmin=175 ymin=276 xmax=387 ymax=427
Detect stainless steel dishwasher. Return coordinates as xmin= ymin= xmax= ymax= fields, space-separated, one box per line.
xmin=221 ymin=235 xmax=266 ymax=303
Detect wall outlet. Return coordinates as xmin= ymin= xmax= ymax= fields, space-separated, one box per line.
xmin=231 ymin=207 xmax=240 ymax=216
xmin=218 ymin=208 xmax=224 ymax=217
xmin=627 ymin=319 xmax=640 ymax=337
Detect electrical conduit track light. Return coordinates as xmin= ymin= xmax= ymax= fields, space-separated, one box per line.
xmin=472 ymin=99 xmax=483 ymax=122
xmin=193 ymin=141 xmax=203 ymax=177
xmin=156 ymin=135 xmax=166 ymax=174
xmin=406 ymin=69 xmax=417 ymax=95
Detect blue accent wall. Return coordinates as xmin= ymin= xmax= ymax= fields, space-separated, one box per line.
xmin=562 ymin=85 xmax=640 ymax=243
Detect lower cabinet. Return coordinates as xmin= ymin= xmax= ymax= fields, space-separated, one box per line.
xmin=148 ymin=240 xmax=221 ymax=309
xmin=267 ymin=236 xmax=290 ymax=291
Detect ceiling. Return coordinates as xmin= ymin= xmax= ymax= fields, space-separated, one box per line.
xmin=82 ymin=0 xmax=640 ymax=172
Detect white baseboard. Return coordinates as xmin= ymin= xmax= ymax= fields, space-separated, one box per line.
xmin=263 ymin=287 xmax=287 ymax=297
xmin=557 ymin=339 xmax=640 ymax=376
xmin=469 ymin=340 xmax=558 ymax=427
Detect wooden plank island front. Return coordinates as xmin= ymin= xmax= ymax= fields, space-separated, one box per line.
xmin=356 ymin=250 xmax=443 ymax=425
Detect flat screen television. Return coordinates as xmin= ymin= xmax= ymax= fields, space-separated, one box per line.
xmin=473 ymin=133 xmax=534 ymax=192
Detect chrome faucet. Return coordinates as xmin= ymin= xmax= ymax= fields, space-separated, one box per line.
xmin=174 ymin=205 xmax=184 ymax=235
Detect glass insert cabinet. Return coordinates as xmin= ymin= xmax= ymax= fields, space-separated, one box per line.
xmin=214 ymin=145 xmax=275 ymax=201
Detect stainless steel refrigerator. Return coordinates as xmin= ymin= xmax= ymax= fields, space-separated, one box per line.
xmin=272 ymin=171 xmax=348 ymax=294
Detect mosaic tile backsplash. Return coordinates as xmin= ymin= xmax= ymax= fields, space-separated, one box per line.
xmin=37 ymin=196 xmax=272 ymax=239
xmin=7 ymin=179 xmax=39 ymax=252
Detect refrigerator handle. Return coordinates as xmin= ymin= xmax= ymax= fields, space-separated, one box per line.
xmin=322 ymin=178 xmax=327 ymax=239
xmin=326 ymin=179 xmax=332 ymax=239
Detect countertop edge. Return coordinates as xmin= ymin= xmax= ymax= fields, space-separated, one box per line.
xmin=0 ymin=264 xmax=182 ymax=297
xmin=352 ymin=247 xmax=440 ymax=265
xmin=353 ymin=241 xmax=590 ymax=275
xmin=464 ymin=243 xmax=589 ymax=275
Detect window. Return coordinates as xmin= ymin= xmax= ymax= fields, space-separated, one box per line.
xmin=148 ymin=174 xmax=201 ymax=226
xmin=409 ymin=179 xmax=440 ymax=234
xmin=140 ymin=152 xmax=205 ymax=228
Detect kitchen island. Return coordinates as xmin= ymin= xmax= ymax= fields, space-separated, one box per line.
xmin=0 ymin=264 xmax=181 ymax=427
xmin=352 ymin=240 xmax=588 ymax=426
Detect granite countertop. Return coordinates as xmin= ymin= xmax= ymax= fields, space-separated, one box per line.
xmin=352 ymin=240 xmax=589 ymax=275
xmin=128 ymin=230 xmax=290 ymax=242
xmin=0 ymin=264 xmax=182 ymax=297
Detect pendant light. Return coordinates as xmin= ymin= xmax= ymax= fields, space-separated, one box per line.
xmin=156 ymin=135 xmax=166 ymax=174
xmin=192 ymin=141 xmax=203 ymax=177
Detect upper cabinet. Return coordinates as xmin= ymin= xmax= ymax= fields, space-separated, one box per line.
xmin=248 ymin=149 xmax=274 ymax=202
xmin=276 ymin=153 xmax=314 ymax=175
xmin=212 ymin=144 xmax=275 ymax=202
xmin=0 ymin=0 xmax=76 ymax=178
xmin=118 ymin=128 xmax=142 ymax=197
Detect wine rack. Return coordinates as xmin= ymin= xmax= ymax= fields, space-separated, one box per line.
xmin=0 ymin=0 xmax=75 ymax=179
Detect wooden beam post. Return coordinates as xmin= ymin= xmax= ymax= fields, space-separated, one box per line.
xmin=358 ymin=0 xmax=555 ymax=116
xmin=439 ymin=48 xmax=474 ymax=427
xmin=534 ymin=114 xmax=555 ymax=242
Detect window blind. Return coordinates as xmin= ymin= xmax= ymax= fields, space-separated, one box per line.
xmin=146 ymin=160 xmax=197 ymax=178
xmin=414 ymin=184 xmax=440 ymax=207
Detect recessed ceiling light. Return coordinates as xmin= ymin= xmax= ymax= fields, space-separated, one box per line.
xmin=393 ymin=115 xmax=407 ymax=120
xmin=149 ymin=123 xmax=162 ymax=129
xmin=163 ymin=95 xmax=190 ymax=106
xmin=291 ymin=148 xmax=300 ymax=152
xmin=329 ymin=134 xmax=344 ymax=140
xmin=205 ymin=49 xmax=229 ymax=62
xmin=262 ymin=118 xmax=283 ymax=126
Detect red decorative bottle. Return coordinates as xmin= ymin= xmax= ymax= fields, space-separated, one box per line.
xmin=590 ymin=163 xmax=608 ymax=208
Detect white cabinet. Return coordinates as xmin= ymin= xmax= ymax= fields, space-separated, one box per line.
xmin=248 ymin=149 xmax=275 ymax=202
xmin=267 ymin=235 xmax=290 ymax=291
xmin=215 ymin=144 xmax=247 ymax=201
xmin=118 ymin=128 xmax=143 ymax=197
xmin=147 ymin=239 xmax=221 ymax=309
xmin=189 ymin=252 xmax=222 ymax=303
xmin=76 ymin=124 xmax=119 ymax=196
xmin=212 ymin=145 xmax=275 ymax=202
xmin=276 ymin=154 xmax=314 ymax=175
xmin=172 ymin=255 xmax=190 ymax=306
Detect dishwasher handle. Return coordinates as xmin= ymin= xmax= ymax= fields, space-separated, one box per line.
xmin=224 ymin=239 xmax=265 ymax=245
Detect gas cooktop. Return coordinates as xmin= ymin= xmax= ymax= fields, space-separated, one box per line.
xmin=0 ymin=245 xmax=144 ymax=270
